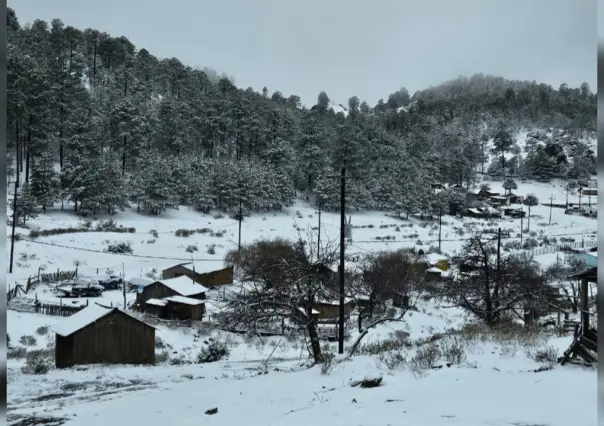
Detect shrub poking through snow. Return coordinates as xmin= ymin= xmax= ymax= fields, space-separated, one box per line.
xmin=22 ymin=349 xmax=53 ymax=375
xmin=19 ymin=335 xmax=37 ymax=346
xmin=35 ymin=326 xmax=49 ymax=336
xmin=197 ymin=340 xmax=230 ymax=363
xmin=320 ymin=344 xmax=336 ymax=375
xmin=106 ymin=241 xmax=133 ymax=254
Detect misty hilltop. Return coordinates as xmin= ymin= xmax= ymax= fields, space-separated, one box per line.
xmin=7 ymin=8 xmax=596 ymax=218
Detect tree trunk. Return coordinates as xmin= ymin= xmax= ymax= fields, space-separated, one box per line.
xmin=26 ymin=114 xmax=32 ymax=183
xmin=306 ymin=320 xmax=322 ymax=363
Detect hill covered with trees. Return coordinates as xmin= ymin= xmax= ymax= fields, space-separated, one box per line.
xmin=6 ymin=8 xmax=597 ymax=219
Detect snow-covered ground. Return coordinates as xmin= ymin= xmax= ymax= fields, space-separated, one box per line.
xmin=6 ymin=153 xmax=598 ymax=425
xmin=8 ymin=297 xmax=596 ymax=425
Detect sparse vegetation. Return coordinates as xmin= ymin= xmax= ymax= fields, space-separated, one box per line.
xmin=106 ymin=241 xmax=134 ymax=254
xmin=19 ymin=335 xmax=37 ymax=346
xmin=197 ymin=340 xmax=230 ymax=363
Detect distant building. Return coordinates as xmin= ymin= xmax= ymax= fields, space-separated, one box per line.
xmin=161 ymin=262 xmax=234 ymax=288
xmin=53 ymin=306 xmax=156 ymax=369
xmin=570 ymin=251 xmax=597 ymax=268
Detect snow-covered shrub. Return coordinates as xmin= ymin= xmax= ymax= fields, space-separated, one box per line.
xmin=35 ymin=326 xmax=49 ymax=336
xmin=155 ymin=350 xmax=170 ymax=364
xmin=22 ymin=349 xmax=53 ymax=375
xmin=197 ymin=340 xmax=230 ymax=363
xmin=106 ymin=241 xmax=133 ymax=254
xmin=320 ymin=344 xmax=336 ymax=375
xmin=19 ymin=335 xmax=37 ymax=346
xmin=207 ymin=244 xmax=216 ymax=255
xmin=186 ymin=244 xmax=198 ymax=253
xmin=439 ymin=336 xmax=467 ymax=365
xmin=522 ymin=238 xmax=539 ymax=249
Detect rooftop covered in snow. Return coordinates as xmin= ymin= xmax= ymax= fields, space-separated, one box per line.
xmin=155 ymin=276 xmax=208 ymax=296
xmin=52 ymin=305 xmax=154 ymax=337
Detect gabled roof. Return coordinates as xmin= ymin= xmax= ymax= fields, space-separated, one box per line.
xmin=52 ymin=305 xmax=155 ymax=337
xmin=163 ymin=261 xmax=230 ymax=275
xmin=146 ymin=298 xmax=168 ymax=307
xmin=155 ymin=275 xmax=208 ymax=296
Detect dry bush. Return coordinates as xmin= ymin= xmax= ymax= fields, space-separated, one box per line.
xmin=527 ymin=345 xmax=558 ymax=367
xmin=320 ymin=344 xmax=336 ymax=375
xmin=378 ymin=350 xmax=407 ymax=370
xmin=19 ymin=335 xmax=37 ymax=346
xmin=156 ymin=350 xmax=170 ymax=363
xmin=439 ymin=336 xmax=467 ymax=365
xmin=409 ymin=343 xmax=441 ymax=376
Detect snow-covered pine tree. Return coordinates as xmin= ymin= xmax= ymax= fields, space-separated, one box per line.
xmin=15 ymin=182 xmax=40 ymax=224
xmin=29 ymin=152 xmax=59 ymax=212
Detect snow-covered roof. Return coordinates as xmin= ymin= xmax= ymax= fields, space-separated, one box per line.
xmin=468 ymin=208 xmax=483 ymax=215
xmin=52 ymin=305 xmax=154 ymax=337
xmin=128 ymin=277 xmax=154 ymax=287
xmin=426 ymin=266 xmax=444 ymax=274
xmin=297 ymin=307 xmax=319 ymax=315
xmin=165 ymin=261 xmax=229 ymax=275
xmin=146 ymin=298 xmax=168 ymax=307
xmin=426 ymin=253 xmax=448 ymax=264
xmin=164 ymin=295 xmax=205 ymax=306
xmin=81 ymin=274 xmax=112 ymax=282
xmin=316 ymin=297 xmax=355 ymax=306
xmin=156 ymin=276 xmax=208 ymax=296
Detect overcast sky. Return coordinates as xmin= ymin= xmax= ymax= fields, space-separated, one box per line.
xmin=10 ymin=0 xmax=596 ymax=107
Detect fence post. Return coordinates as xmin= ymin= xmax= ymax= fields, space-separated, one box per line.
xmin=86 ymin=299 xmax=89 ymax=306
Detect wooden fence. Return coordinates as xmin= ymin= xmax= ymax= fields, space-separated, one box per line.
xmin=39 ymin=268 xmax=78 ymax=284
xmin=522 ymin=242 xmax=595 ymax=259
xmin=34 ymin=299 xmax=89 ymax=316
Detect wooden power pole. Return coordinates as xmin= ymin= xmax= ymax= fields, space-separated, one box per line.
xmin=548 ymin=195 xmax=554 ymax=225
xmin=9 ymin=174 xmax=19 ymax=274
xmin=338 ymin=166 xmax=346 ymax=354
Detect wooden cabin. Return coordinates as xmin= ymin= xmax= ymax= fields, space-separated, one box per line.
xmin=164 ymin=295 xmax=205 ymax=320
xmin=53 ymin=305 xmax=156 ymax=369
xmin=313 ymin=297 xmax=355 ymax=320
xmin=138 ymin=276 xmax=207 ymax=311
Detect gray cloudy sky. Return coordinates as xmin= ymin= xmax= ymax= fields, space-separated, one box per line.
xmin=10 ymin=0 xmax=596 ymax=107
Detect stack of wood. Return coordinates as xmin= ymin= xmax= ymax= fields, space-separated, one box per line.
xmin=559 ymin=324 xmax=597 ymax=366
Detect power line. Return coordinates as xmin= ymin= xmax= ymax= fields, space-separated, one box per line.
xmin=17 ymin=238 xmax=227 ymax=262
xmin=348 ymin=230 xmax=594 ymax=244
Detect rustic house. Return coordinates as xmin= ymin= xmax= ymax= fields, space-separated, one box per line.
xmin=161 ymin=262 xmax=234 ymax=288
xmin=488 ymin=195 xmax=510 ymax=207
xmin=164 ymin=295 xmax=205 ymax=320
xmin=580 ymin=188 xmax=597 ymax=197
xmin=52 ymin=305 xmax=156 ymax=369
xmin=138 ymin=276 xmax=207 ymax=311
xmin=313 ymin=297 xmax=355 ymax=320
xmin=507 ymin=193 xmax=524 ymax=204
xmin=425 ymin=253 xmax=449 ymax=271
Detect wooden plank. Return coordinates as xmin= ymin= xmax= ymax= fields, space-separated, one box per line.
xmin=579 ymin=336 xmax=597 ymax=353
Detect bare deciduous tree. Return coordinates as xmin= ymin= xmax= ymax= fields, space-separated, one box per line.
xmin=445 ymin=232 xmax=548 ymax=326
xmin=352 ymin=249 xmax=422 ymax=332
xmin=546 ymin=258 xmax=586 ymax=314
xmin=346 ymin=250 xmax=426 ymax=357
xmin=223 ymin=232 xmax=339 ymax=363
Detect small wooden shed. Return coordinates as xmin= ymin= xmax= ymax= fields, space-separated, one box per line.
xmin=314 ymin=297 xmax=355 ymax=319
xmin=164 ymin=295 xmax=205 ymax=320
xmin=161 ymin=262 xmax=234 ymax=288
xmin=52 ymin=305 xmax=156 ymax=369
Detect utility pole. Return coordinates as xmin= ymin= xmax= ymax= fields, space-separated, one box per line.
xmin=520 ymin=207 xmax=524 ymax=245
xmin=338 ymin=166 xmax=346 ymax=354
xmin=317 ymin=200 xmax=322 ymax=258
xmin=496 ymin=228 xmax=501 ymax=288
xmin=122 ymin=263 xmax=126 ymax=310
xmin=438 ymin=207 xmax=442 ymax=251
xmin=238 ymin=180 xmax=243 ymax=252
xmin=238 ymin=198 xmax=242 ymax=252
xmin=9 ymin=173 xmax=19 ymax=274
xmin=548 ymin=195 xmax=554 ymax=225
xmin=325 ymin=165 xmax=358 ymax=354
